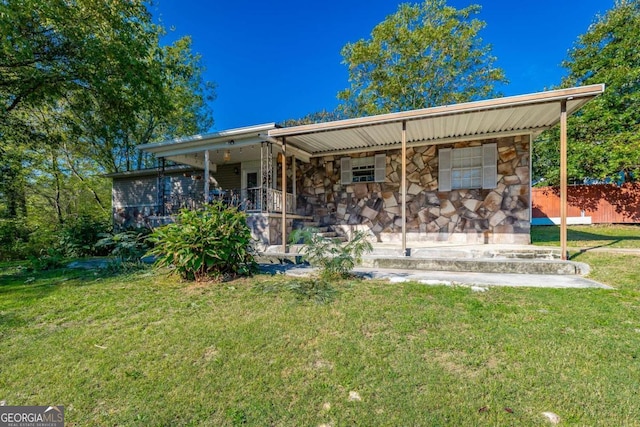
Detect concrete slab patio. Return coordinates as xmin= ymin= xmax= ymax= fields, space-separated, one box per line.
xmin=258 ymin=242 xmax=615 ymax=289
xmin=259 ymin=264 xmax=613 ymax=289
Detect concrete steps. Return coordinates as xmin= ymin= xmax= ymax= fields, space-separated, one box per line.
xmin=256 ymin=244 xmax=589 ymax=276
xmin=359 ymin=256 xmax=588 ymax=276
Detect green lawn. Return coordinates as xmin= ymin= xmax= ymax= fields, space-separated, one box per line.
xmin=1 ymin=258 xmax=640 ymax=426
xmin=531 ymin=224 xmax=640 ymax=249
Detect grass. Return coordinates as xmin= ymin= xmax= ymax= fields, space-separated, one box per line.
xmin=531 ymin=224 xmax=640 ymax=249
xmin=1 ymin=258 xmax=640 ymax=426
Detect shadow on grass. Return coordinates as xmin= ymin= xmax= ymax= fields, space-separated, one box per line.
xmin=0 ymin=260 xmax=151 ymax=303
xmin=531 ymin=225 xmax=640 ymax=248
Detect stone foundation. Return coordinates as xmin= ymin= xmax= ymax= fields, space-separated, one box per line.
xmin=246 ymin=213 xmax=294 ymax=249
xmin=296 ymin=136 xmax=531 ymax=244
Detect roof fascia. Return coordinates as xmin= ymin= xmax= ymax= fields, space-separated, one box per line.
xmin=307 ymin=129 xmax=544 ymax=158
xmin=137 ymin=123 xmax=277 ymax=153
xmin=268 ymin=85 xmax=605 ymax=138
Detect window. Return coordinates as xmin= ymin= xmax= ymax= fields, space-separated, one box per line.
xmin=438 ymin=143 xmax=497 ymax=191
xmin=341 ymin=154 xmax=386 ymax=184
xmin=451 ymin=147 xmax=483 ymax=189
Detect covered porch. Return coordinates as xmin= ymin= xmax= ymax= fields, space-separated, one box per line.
xmin=267 ymin=85 xmax=605 ymax=259
xmin=135 ymin=123 xmax=314 ymax=247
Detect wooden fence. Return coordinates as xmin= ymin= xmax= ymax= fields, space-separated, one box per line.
xmin=531 ymin=183 xmax=640 ymax=224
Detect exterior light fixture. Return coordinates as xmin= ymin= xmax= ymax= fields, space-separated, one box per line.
xmin=223 ymin=149 xmax=231 ymax=162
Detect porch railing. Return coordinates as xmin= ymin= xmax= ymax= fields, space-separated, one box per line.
xmin=267 ymin=188 xmax=294 ymax=214
xmin=163 ymin=186 xmax=294 ymax=215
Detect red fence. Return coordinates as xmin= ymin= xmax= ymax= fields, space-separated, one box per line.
xmin=532 ymin=183 xmax=640 ymax=224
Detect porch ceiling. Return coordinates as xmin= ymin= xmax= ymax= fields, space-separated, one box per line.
xmin=268 ymin=85 xmax=605 ymax=157
xmin=137 ymin=123 xmax=277 ymax=166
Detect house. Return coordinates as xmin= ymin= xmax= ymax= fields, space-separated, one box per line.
xmin=107 ymin=85 xmax=604 ymax=253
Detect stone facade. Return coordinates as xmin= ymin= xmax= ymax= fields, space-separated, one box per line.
xmin=295 ymin=135 xmax=531 ymax=244
xmin=247 ymin=213 xmax=293 ymax=248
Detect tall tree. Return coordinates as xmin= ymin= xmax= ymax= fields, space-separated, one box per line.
xmin=66 ymin=36 xmax=215 ymax=173
xmin=337 ymin=0 xmax=507 ymax=117
xmin=0 ymin=0 xmax=161 ymax=118
xmin=280 ymin=109 xmax=346 ymax=127
xmin=533 ymin=0 xmax=640 ymax=184
xmin=0 ymin=0 xmax=215 ymax=225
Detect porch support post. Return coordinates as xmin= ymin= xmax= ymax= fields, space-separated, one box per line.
xmin=560 ymin=100 xmax=568 ymax=260
xmin=281 ymin=139 xmax=287 ymax=253
xmin=292 ymin=156 xmax=297 ymax=213
xmin=158 ymin=157 xmax=166 ymax=216
xmin=203 ymin=150 xmax=210 ymax=204
xmin=401 ymin=120 xmax=407 ymax=256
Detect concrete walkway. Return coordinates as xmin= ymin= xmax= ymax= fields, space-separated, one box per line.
xmin=259 ymin=264 xmax=613 ymax=289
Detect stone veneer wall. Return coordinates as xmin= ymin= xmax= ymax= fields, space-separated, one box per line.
xmin=247 ymin=214 xmax=293 ymax=248
xmin=295 ymin=135 xmax=531 ymax=244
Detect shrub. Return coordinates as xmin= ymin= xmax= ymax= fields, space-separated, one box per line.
xmin=96 ymin=228 xmax=152 ymax=263
xmin=289 ymin=227 xmax=373 ymax=280
xmin=27 ymin=248 xmax=65 ymax=271
xmin=0 ymin=218 xmax=31 ymax=260
xmin=58 ymin=215 xmax=111 ymax=258
xmin=147 ymin=202 xmax=257 ymax=281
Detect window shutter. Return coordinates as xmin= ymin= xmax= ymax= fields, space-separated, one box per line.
xmin=340 ymin=157 xmax=352 ymax=185
xmin=482 ymin=143 xmax=498 ymax=189
xmin=438 ymin=148 xmax=452 ymax=192
xmin=374 ymin=154 xmax=386 ymax=182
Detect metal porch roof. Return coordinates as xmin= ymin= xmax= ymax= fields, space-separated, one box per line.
xmin=136 ymin=123 xmax=278 ymax=169
xmin=268 ymin=85 xmax=605 ymax=157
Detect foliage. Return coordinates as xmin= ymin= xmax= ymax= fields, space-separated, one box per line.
xmin=0 ymin=218 xmax=31 ymax=260
xmin=102 ymin=259 xmax=150 ymax=275
xmin=279 ymin=109 xmax=346 ymax=127
xmin=96 ymin=228 xmax=153 ymax=263
xmin=533 ymin=0 xmax=640 ymax=184
xmin=0 ymin=144 xmax=28 ymax=218
xmin=66 ymin=35 xmax=215 ymax=174
xmin=256 ymin=276 xmax=339 ymax=304
xmin=1 ymin=0 xmax=158 ymax=116
xmin=27 ymin=248 xmax=64 ymax=271
xmin=337 ymin=0 xmax=507 ymax=117
xmin=57 ymin=215 xmax=111 ymax=258
xmin=0 ymin=1 xmax=215 ymax=243
xmin=285 ymin=278 xmax=338 ymax=304
xmin=147 ymin=202 xmax=257 ymax=281
xmin=290 ymin=227 xmax=373 ymax=280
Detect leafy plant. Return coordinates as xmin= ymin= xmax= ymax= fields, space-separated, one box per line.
xmin=97 ymin=228 xmax=152 ymax=263
xmin=0 ymin=218 xmax=31 ymax=261
xmin=289 ymin=227 xmax=373 ymax=280
xmin=58 ymin=215 xmax=111 ymax=258
xmin=147 ymin=202 xmax=257 ymax=281
xmin=286 ymin=278 xmax=338 ymax=304
xmin=255 ymin=276 xmax=338 ymax=304
xmin=27 ymin=248 xmax=65 ymax=271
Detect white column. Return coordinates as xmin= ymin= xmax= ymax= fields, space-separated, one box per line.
xmin=203 ymin=150 xmax=210 ymax=204
xmin=281 ymin=140 xmax=287 ymax=253
xmin=292 ymin=156 xmax=297 ymax=212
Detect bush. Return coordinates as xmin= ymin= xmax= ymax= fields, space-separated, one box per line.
xmin=289 ymin=227 xmax=373 ymax=280
xmin=147 ymin=202 xmax=257 ymax=281
xmin=27 ymin=248 xmax=65 ymax=271
xmin=0 ymin=218 xmax=31 ymax=260
xmin=58 ymin=215 xmax=111 ymax=258
xmin=96 ymin=228 xmax=152 ymax=263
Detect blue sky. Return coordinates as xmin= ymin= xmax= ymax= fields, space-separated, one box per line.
xmin=151 ymin=0 xmax=612 ymax=131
